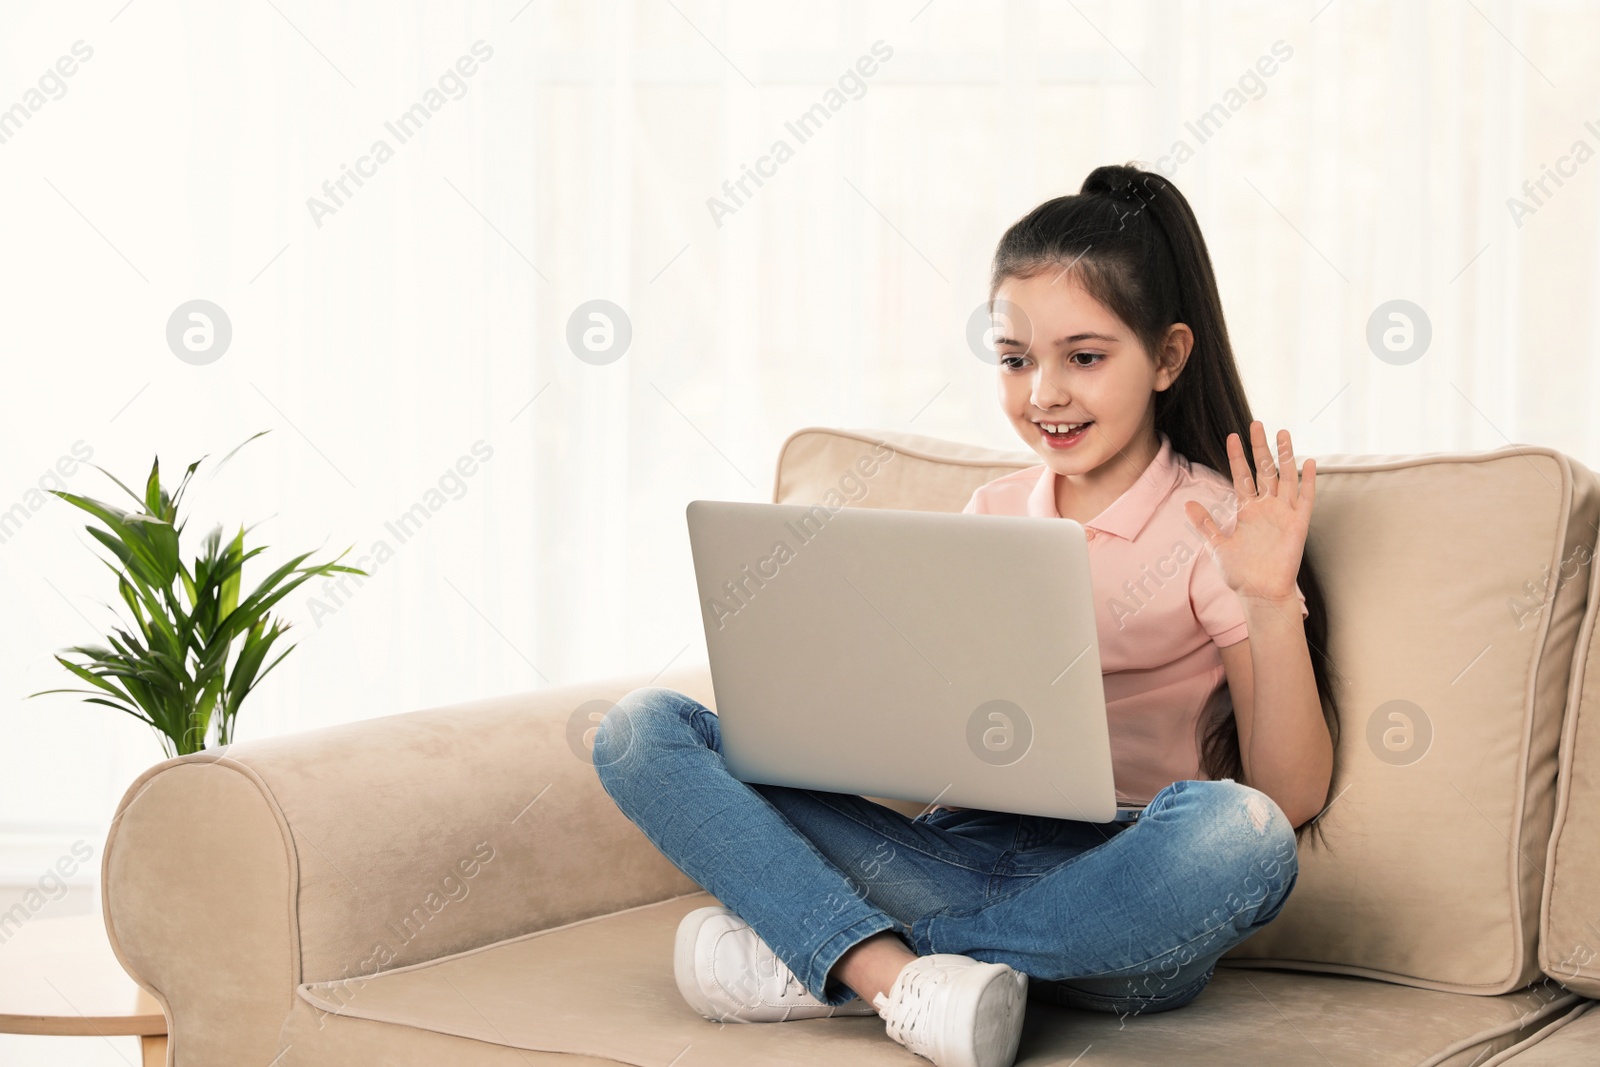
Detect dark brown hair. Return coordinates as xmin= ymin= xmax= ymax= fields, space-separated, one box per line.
xmin=988 ymin=162 xmax=1341 ymax=853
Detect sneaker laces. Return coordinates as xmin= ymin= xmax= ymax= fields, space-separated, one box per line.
xmin=751 ymin=940 xmax=811 ymax=1004
xmin=880 ymin=961 xmax=942 ymax=1050
xmin=781 ymin=968 xmax=810 ymax=1001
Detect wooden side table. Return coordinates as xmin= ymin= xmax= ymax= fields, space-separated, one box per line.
xmin=0 ymin=910 xmax=167 ymax=1066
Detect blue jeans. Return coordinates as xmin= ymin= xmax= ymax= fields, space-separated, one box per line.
xmin=591 ymin=686 xmax=1299 ymax=1016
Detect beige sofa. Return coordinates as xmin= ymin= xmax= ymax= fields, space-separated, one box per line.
xmin=102 ymin=426 xmax=1600 ymax=1065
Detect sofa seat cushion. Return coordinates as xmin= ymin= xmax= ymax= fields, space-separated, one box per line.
xmin=291 ymin=891 xmax=1591 ymax=1067
xmin=1490 ymin=1000 xmax=1598 ymax=1063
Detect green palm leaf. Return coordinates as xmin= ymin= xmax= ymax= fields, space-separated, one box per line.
xmin=29 ymin=430 xmax=369 ymax=756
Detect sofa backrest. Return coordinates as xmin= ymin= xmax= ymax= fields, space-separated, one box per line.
xmin=771 ymin=426 xmax=1040 ymax=513
xmin=771 ymin=426 xmax=1600 ymax=996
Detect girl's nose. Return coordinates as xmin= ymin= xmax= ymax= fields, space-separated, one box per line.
xmin=1032 ymin=378 xmax=1071 ymax=410
xmin=1030 ymin=361 xmax=1074 ymax=409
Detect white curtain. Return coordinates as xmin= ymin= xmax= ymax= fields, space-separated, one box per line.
xmin=0 ymin=0 xmax=1592 ymax=1031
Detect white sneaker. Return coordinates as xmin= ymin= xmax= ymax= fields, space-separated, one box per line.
xmin=673 ymin=905 xmax=880 ymax=1023
xmin=872 ymin=954 xmax=1028 ymax=1067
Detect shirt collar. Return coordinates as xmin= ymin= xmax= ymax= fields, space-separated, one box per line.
xmin=1024 ymin=431 xmax=1184 ymax=542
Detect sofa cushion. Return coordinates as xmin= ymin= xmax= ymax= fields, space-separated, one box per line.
xmin=289 ymin=890 xmax=1590 ymax=1067
xmin=1542 ymin=514 xmax=1600 ymax=998
xmin=771 ymin=428 xmax=1600 ymax=994
xmin=1485 ymin=1000 xmax=1599 ymax=1064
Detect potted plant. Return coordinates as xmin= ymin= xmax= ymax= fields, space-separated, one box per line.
xmin=28 ymin=430 xmax=367 ymax=758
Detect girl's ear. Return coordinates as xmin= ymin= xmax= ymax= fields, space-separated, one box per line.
xmin=1155 ymin=322 xmax=1195 ymax=390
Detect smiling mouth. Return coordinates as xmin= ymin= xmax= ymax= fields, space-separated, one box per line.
xmin=1036 ymin=421 xmax=1092 ymax=442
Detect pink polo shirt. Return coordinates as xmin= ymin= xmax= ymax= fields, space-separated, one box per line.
xmin=961 ymin=431 xmax=1308 ymax=806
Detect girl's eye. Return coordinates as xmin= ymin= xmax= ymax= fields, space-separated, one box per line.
xmin=997 ymin=352 xmax=1103 ymax=369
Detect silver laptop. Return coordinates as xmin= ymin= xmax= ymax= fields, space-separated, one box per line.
xmin=684 ymin=499 xmax=1145 ymax=824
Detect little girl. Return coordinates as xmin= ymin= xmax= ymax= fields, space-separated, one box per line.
xmin=593 ymin=162 xmax=1338 ymax=1067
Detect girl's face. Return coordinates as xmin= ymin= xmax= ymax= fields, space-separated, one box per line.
xmin=991 ymin=270 xmax=1191 ymax=492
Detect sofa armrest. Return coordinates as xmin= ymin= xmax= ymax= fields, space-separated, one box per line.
xmin=101 ymin=662 xmax=711 ymax=1066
